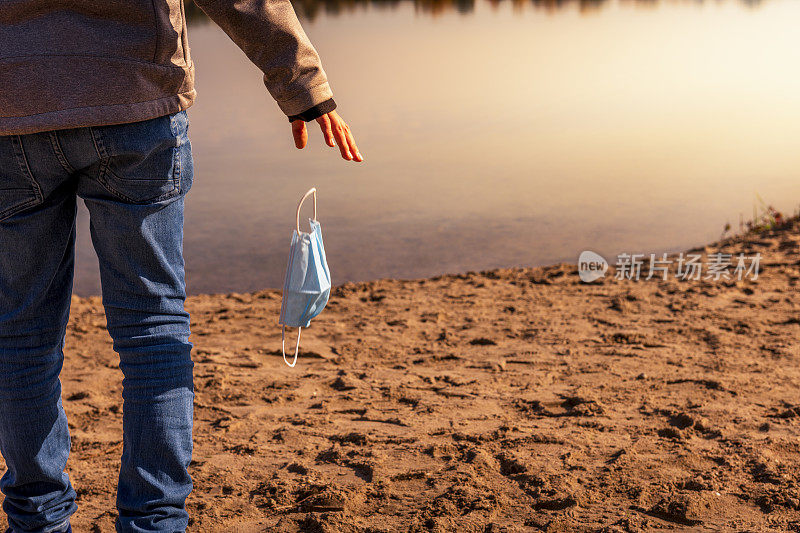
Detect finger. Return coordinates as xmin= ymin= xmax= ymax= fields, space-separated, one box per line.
xmin=316 ymin=115 xmax=335 ymax=147
xmin=343 ymin=124 xmax=363 ymax=162
xmin=291 ymin=120 xmax=307 ymax=149
xmin=332 ymin=122 xmax=353 ymax=161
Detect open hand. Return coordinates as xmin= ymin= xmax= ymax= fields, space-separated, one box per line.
xmin=291 ymin=110 xmax=363 ymax=162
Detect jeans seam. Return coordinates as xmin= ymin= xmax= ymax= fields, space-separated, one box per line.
xmin=174 ymin=139 xmax=182 ymax=194
xmin=90 ymin=125 xmax=133 ymax=202
xmin=0 ymin=135 xmax=44 ymax=220
xmin=89 ymin=126 xmax=179 ymax=204
xmin=0 ymin=196 xmax=38 ymax=220
xmin=48 ymin=131 xmax=76 ymax=175
xmin=97 ymin=161 xmax=181 ymax=204
xmin=88 ymin=126 xmax=107 ymax=159
xmin=11 ymin=136 xmax=43 ymax=198
xmin=173 ymin=112 xmax=187 ymax=193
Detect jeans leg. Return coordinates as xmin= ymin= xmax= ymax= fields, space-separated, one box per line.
xmin=79 ymin=112 xmax=194 ymax=532
xmin=0 ymin=135 xmax=78 ymax=533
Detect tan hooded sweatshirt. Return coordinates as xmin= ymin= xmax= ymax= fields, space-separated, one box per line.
xmin=0 ymin=0 xmax=334 ymax=135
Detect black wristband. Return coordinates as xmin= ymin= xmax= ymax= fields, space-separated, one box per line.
xmin=287 ymin=98 xmax=337 ymax=122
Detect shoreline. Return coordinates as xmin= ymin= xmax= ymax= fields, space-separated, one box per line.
xmin=11 ymin=220 xmax=800 ymax=530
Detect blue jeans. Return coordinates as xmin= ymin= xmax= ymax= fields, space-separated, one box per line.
xmin=0 ymin=111 xmax=194 ymax=532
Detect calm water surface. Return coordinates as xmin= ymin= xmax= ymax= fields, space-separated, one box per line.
xmin=73 ymin=0 xmax=800 ymax=294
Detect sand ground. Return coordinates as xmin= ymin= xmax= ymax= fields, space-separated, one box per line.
xmin=4 ymin=222 xmax=800 ymax=532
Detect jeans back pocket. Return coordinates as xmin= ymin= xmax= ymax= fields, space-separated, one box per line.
xmin=0 ymin=136 xmax=43 ymax=222
xmin=91 ymin=111 xmax=189 ymax=205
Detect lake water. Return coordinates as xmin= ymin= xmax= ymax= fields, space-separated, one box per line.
xmin=73 ymin=0 xmax=800 ymax=295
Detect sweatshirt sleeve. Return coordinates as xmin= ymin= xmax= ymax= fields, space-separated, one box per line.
xmin=192 ymin=0 xmax=334 ymax=117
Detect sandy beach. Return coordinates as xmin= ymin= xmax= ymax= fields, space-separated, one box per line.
xmin=8 ymin=221 xmax=800 ymax=532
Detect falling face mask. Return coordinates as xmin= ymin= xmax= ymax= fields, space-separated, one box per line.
xmin=279 ymin=188 xmax=331 ymax=367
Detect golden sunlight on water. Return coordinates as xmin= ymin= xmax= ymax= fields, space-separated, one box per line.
xmin=74 ymin=0 xmax=800 ymax=294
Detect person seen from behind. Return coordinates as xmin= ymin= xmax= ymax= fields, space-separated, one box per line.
xmin=0 ymin=0 xmax=360 ymax=531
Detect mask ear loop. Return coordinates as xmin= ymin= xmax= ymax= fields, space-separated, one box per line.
xmin=296 ymin=187 xmax=317 ymax=234
xmin=282 ymin=326 xmax=302 ymax=367
xmin=282 ymin=187 xmax=316 ymax=369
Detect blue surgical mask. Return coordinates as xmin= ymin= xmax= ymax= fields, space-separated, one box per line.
xmin=279 ymin=188 xmax=331 ymax=367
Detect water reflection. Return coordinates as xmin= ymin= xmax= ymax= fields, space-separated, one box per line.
xmin=185 ymin=0 xmax=765 ymax=21
xmin=73 ymin=0 xmax=799 ymax=295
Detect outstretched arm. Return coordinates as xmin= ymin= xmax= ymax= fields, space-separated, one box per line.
xmin=192 ymin=0 xmax=361 ymax=161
